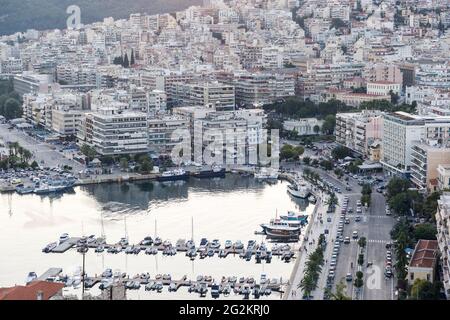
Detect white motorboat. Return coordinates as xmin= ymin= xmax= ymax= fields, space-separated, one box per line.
xmin=287 ymin=182 xmax=311 ymax=199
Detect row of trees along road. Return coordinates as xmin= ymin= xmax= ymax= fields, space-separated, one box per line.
xmin=386 ymin=177 xmax=442 ymax=299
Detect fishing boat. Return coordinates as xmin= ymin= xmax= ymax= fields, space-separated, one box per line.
xmin=42 ymin=242 xmax=57 ymax=253
xmin=287 ymin=182 xmax=311 ymax=199
xmin=280 ymin=211 xmax=309 ymax=227
xmin=255 ymin=168 xmax=279 ymax=181
xmin=15 ymin=184 xmax=35 ymax=195
xmin=260 ymin=219 xmax=301 ymax=238
xmin=34 ymin=182 xmax=72 ymax=195
xmin=193 ymin=165 xmax=226 ymax=179
xmin=156 ymin=169 xmax=189 ymax=182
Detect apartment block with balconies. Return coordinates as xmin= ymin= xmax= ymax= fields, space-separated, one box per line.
xmin=436 ymin=193 xmax=450 ymax=299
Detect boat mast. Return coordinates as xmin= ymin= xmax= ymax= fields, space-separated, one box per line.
xmin=124 ymin=216 xmax=128 ymax=240
xmin=154 ymin=219 xmax=157 ymax=238
xmin=101 ymin=211 xmax=105 ymax=240
xmin=191 ymin=216 xmax=194 ymax=242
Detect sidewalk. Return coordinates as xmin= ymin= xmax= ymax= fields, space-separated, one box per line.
xmin=285 ymin=191 xmax=329 ymax=300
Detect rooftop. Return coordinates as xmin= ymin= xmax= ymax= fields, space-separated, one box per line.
xmin=409 ymin=239 xmax=439 ymax=269
xmin=0 ymin=281 xmax=64 ymax=300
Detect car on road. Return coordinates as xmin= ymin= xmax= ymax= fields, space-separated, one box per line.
xmin=328 ymin=271 xmax=335 ymax=280
xmin=330 ymin=259 xmax=337 ymax=266
xmin=345 ymin=273 xmax=353 ymax=282
xmin=352 ymin=231 xmax=359 ymax=239
xmin=327 ymin=217 xmax=332 ymax=223
xmin=345 ymin=218 xmax=350 ymax=224
xmin=355 ymin=216 xmax=361 ymax=222
xmin=384 ymin=268 xmax=393 ymax=278
xmin=344 ymin=237 xmax=351 ymax=244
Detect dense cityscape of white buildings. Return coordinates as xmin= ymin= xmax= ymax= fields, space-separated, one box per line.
xmin=1 ymin=0 xmax=450 ymax=300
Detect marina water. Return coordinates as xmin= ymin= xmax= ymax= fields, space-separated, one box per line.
xmin=0 ymin=175 xmax=314 ymax=300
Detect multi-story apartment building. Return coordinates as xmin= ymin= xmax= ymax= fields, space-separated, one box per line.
xmin=381 ymin=112 xmax=425 ymax=176
xmin=335 ymin=111 xmax=383 ymax=157
xmin=416 ymin=62 xmax=450 ymax=89
xmin=147 ymin=89 xmax=167 ymax=115
xmin=78 ymin=109 xmax=148 ymax=156
xmin=13 ymin=73 xmax=52 ymax=96
xmin=172 ymin=81 xmax=236 ymax=111
xmin=436 ymin=193 xmax=450 ymax=299
xmin=438 ymin=165 xmax=450 ymax=191
xmin=233 ymin=72 xmax=295 ymax=107
xmin=410 ymin=142 xmax=450 ymax=191
xmin=51 ymin=108 xmax=85 ymax=138
xmin=148 ymin=115 xmax=190 ymax=155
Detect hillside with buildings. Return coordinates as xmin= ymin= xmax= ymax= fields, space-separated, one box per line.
xmin=0 ymin=0 xmax=201 ymax=36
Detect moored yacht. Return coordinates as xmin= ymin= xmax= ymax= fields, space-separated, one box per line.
xmin=260 ymin=219 xmax=301 ymax=238
xmin=157 ymin=169 xmax=189 ymax=182
xmin=287 ymin=181 xmax=311 ymax=199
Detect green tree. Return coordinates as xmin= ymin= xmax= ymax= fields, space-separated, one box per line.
xmin=80 ymin=144 xmax=97 ymax=161
xmin=332 ymin=145 xmax=353 ymax=160
xmin=303 ymin=156 xmax=311 ymax=165
xmin=123 ymin=53 xmax=129 ymax=68
xmin=410 ymin=279 xmax=442 ymax=300
xmin=389 ymin=192 xmax=412 ymax=216
xmin=2 ymin=98 xmax=22 ymax=120
xmin=413 ymin=224 xmax=437 ymax=241
xmin=130 ymin=49 xmax=135 ymax=66
xmin=322 ymin=115 xmax=336 ymax=135
xmin=358 ymin=237 xmax=367 ymax=249
xmin=120 ymin=158 xmax=129 ymax=171
xmin=386 ymin=177 xmax=410 ymax=200
xmin=326 ymin=280 xmax=351 ymax=300
xmin=313 ymin=125 xmax=321 ymax=135
xmin=358 ymin=253 xmax=364 ymax=266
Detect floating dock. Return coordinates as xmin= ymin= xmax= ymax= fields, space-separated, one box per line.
xmin=43 ymin=237 xmax=296 ymax=264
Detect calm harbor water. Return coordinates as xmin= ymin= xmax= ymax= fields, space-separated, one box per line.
xmin=0 ymin=175 xmax=314 ymax=300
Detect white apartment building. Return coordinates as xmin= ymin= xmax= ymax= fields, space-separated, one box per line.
xmin=172 ymin=81 xmax=235 ymax=111
xmin=367 ymin=81 xmax=402 ymax=96
xmin=416 ymin=62 xmax=450 ymax=89
xmin=233 ymin=72 xmax=295 ymax=107
xmin=410 ymin=142 xmax=450 ymax=191
xmin=13 ymin=73 xmax=52 ymax=96
xmin=381 ymin=112 xmax=425 ymax=176
xmin=437 ymin=165 xmax=450 ymax=191
xmin=51 ymin=108 xmax=85 ymax=138
xmin=78 ymin=109 xmax=148 ymax=156
xmin=436 ymin=193 xmax=450 ymax=299
xmin=0 ymin=57 xmax=23 ymax=74
xmin=148 ymin=115 xmax=189 ymax=155
xmin=335 ymin=111 xmax=384 ymax=157
xmin=147 ymin=89 xmax=167 ymax=115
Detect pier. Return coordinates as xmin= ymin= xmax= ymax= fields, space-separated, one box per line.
xmin=37 ymin=268 xmax=287 ymax=299
xmin=43 ymin=237 xmax=296 ymax=264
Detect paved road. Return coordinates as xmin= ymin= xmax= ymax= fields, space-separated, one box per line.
xmin=284 ymin=163 xmax=396 ymax=300
xmin=363 ymin=192 xmax=396 ymax=300
xmin=0 ymin=124 xmax=84 ymax=172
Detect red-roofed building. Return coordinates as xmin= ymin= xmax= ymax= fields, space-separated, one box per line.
xmin=407 ymin=239 xmax=439 ymax=284
xmin=0 ymin=281 xmax=64 ymax=300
